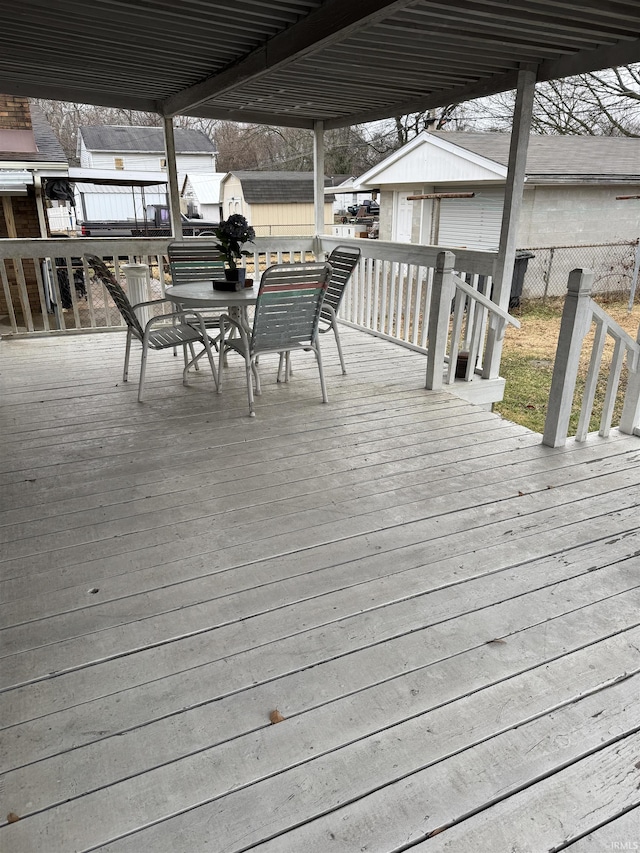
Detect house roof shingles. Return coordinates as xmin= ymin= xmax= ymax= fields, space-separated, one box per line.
xmin=429 ymin=132 xmax=640 ymax=183
xmin=230 ymin=171 xmax=335 ymax=203
xmin=79 ymin=125 xmax=216 ymax=155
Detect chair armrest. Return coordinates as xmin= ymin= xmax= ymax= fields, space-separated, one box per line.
xmin=218 ymin=311 xmax=243 ymax=331
xmin=142 ymin=308 xmax=209 ymax=331
xmin=132 ymin=297 xmax=172 ymax=310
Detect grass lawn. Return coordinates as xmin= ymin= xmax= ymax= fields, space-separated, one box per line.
xmin=494 ymin=297 xmax=640 ymax=435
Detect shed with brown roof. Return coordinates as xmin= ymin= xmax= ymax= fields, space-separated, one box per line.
xmin=220 ymin=171 xmax=335 ymax=237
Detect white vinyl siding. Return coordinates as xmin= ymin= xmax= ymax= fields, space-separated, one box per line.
xmin=438 ymin=186 xmax=504 ymax=251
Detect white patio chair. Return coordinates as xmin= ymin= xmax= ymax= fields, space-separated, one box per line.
xmin=217 ymin=262 xmax=332 ymax=416
xmin=167 ymin=240 xmax=231 ymax=357
xmin=277 ymin=245 xmax=360 ymax=381
xmin=85 ymin=254 xmax=218 ymax=402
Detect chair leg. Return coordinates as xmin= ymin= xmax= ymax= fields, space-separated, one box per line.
xmin=314 ymin=340 xmax=328 ymax=403
xmin=217 ymin=317 xmax=227 ymax=392
xmin=184 ymin=335 xmax=218 ymax=391
xmin=332 ymin=318 xmax=347 ymax=375
xmin=246 ymin=351 xmax=256 ymax=416
xmin=189 ymin=342 xmax=199 ymax=371
xmin=138 ymin=342 xmax=149 ymax=402
xmin=123 ymin=329 xmax=133 ymax=382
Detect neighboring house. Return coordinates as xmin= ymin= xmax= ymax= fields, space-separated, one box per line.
xmin=181 ymin=172 xmax=225 ymax=222
xmin=77 ymin=125 xmax=217 ymax=175
xmin=220 ymin=171 xmax=335 ymax=236
xmin=75 ymin=125 xmax=217 ymax=222
xmin=0 ymin=94 xmax=70 ymax=318
xmin=351 ymin=132 xmax=640 ymax=289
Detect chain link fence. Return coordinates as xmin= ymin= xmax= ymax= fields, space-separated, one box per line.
xmin=519 ymin=240 xmax=640 ymax=304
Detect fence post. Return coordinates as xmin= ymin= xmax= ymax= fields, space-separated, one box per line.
xmin=627 ymin=240 xmax=640 ymax=312
xmin=542 ymin=268 xmax=594 ymax=448
xmin=425 ymin=250 xmax=455 ymax=391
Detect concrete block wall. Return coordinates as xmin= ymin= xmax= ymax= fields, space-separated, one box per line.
xmin=519 ymin=184 xmax=640 ymax=247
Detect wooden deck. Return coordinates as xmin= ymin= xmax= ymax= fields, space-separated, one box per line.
xmin=1 ymin=327 xmax=640 ymax=853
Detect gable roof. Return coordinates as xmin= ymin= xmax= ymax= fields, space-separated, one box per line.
xmin=353 ymin=131 xmax=640 ymax=189
xmin=79 ymin=125 xmax=216 ymax=155
xmin=182 ymin=172 xmax=225 ymax=204
xmin=428 ymin=132 xmax=640 ymax=182
xmin=227 ymin=171 xmax=335 ymax=204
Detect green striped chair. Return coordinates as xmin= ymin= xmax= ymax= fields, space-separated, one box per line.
xmin=167 ymin=239 xmax=229 ymax=335
xmin=321 ymin=245 xmax=361 ymax=374
xmin=218 ymin=262 xmax=332 ymax=417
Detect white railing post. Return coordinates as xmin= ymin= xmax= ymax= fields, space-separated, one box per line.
xmin=425 ymin=250 xmax=455 ymax=391
xmin=542 ymin=268 xmax=594 ymax=448
xmin=619 ymin=328 xmax=640 ymax=435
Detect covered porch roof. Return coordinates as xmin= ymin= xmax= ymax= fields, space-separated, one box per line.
xmin=0 ymin=1 xmax=639 ymax=129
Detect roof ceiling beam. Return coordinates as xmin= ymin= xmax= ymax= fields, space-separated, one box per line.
xmin=161 ymin=0 xmax=419 ymax=117
xmin=400 ymin=1 xmax=640 ymax=42
xmin=538 ymin=36 xmax=640 ymax=82
xmin=323 ymin=68 xmax=521 ymax=129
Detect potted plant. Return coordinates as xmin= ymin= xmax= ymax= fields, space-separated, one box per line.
xmin=213 ymin=214 xmax=256 ymax=284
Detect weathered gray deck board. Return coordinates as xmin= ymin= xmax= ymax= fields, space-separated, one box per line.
xmin=566 ymin=808 xmax=640 ymax=850
xmin=1 ymin=329 xmax=639 ymax=853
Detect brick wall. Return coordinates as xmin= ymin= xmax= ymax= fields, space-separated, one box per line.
xmin=0 ymin=94 xmax=32 ymax=130
xmin=0 ymin=190 xmax=42 ymax=317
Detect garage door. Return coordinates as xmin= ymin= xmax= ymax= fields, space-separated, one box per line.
xmin=437 ymin=187 xmax=504 ymax=251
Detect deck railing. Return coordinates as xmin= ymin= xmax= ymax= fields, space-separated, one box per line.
xmin=543 ymin=268 xmax=640 ymax=447
xmin=0 ymin=237 xmax=170 ymax=335
xmin=1 ymin=234 xmax=516 ymax=399
xmin=316 ymin=237 xmax=517 ymax=388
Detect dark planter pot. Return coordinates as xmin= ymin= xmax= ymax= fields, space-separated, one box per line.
xmin=455 ymin=350 xmax=470 ymax=379
xmin=224 ymin=268 xmax=246 ymax=285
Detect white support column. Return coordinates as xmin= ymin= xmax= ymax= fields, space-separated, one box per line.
xmin=483 ymin=64 xmax=537 ymax=379
xmin=2 ymin=196 xmax=17 ymax=237
xmin=33 ymin=174 xmax=50 ymax=237
xmin=542 ymin=268 xmax=594 ymax=448
xmin=163 ymin=115 xmax=183 ymax=239
xmin=313 ymin=120 xmax=325 ymax=238
xmin=122 ymin=263 xmax=152 ymax=327
xmin=425 ymin=250 xmax=456 ymax=391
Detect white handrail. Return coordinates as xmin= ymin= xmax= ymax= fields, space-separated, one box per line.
xmin=451 ymin=273 xmax=520 ymax=329
xmin=543 ymin=268 xmax=640 ymax=447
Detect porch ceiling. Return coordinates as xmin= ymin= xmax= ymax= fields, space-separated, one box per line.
xmin=1 ymin=1 xmax=639 ymax=129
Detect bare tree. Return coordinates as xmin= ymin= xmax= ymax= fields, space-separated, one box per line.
xmin=463 ymin=64 xmax=640 ymax=136
xmin=391 ymin=104 xmax=469 ymax=147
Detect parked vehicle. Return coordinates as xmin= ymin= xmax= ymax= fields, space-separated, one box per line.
xmin=79 ymin=205 xmax=218 ymax=237
xmin=347 ymin=199 xmax=379 ymax=217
